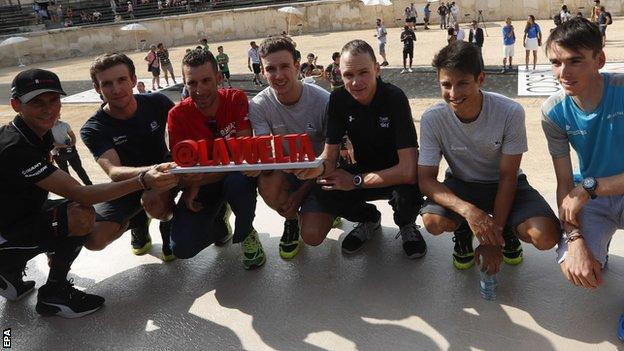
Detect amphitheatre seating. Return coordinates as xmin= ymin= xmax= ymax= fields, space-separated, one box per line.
xmin=0 ymin=0 xmax=313 ymax=35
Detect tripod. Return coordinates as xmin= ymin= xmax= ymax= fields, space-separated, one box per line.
xmin=476 ymin=10 xmax=488 ymax=36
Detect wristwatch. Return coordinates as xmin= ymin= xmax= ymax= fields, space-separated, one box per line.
xmin=353 ymin=174 xmax=364 ymax=188
xmin=581 ymin=176 xmax=598 ymax=199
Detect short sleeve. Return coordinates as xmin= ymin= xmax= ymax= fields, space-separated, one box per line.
xmin=541 ymin=110 xmax=570 ymax=158
xmin=80 ymin=122 xmax=114 ymax=160
xmin=167 ymin=106 xmax=185 ymax=149
xmin=391 ymin=90 xmax=418 ymax=150
xmin=232 ymin=90 xmax=251 ymax=132
xmin=248 ymin=96 xmax=271 ymax=137
xmin=502 ymin=104 xmax=528 ymax=155
xmin=3 ymin=145 xmax=57 ymax=184
xmin=417 ymin=111 xmax=442 ymax=167
xmin=325 ymin=92 xmax=347 ymax=145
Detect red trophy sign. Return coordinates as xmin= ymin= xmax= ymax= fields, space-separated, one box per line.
xmin=170 ymin=134 xmax=322 ymax=173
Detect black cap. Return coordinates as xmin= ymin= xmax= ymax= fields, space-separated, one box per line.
xmin=11 ymin=69 xmax=66 ymax=104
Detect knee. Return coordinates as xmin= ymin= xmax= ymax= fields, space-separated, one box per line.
xmin=84 ymin=234 xmax=109 ymax=251
xmin=301 ymin=228 xmax=329 ymax=247
xmin=421 ymin=214 xmax=453 ymax=235
xmin=258 ymin=172 xmax=287 ymax=205
xmin=142 ymin=193 xmax=173 ymax=221
xmin=67 ymin=204 xmax=95 ymax=236
xmin=519 ymin=218 xmax=560 ymax=250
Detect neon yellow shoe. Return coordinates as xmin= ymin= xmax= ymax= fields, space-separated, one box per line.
xmin=502 ymin=231 xmax=523 ymax=265
xmin=452 ymin=222 xmax=474 ymax=270
xmin=242 ymin=229 xmax=266 ymax=270
xmin=332 ymin=216 xmax=342 ymax=228
xmin=279 ymin=219 xmax=301 ymax=260
xmin=131 ymin=226 xmax=152 ymax=256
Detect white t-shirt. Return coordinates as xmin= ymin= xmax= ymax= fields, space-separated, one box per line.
xmin=376 ymin=25 xmax=387 ymax=44
xmin=51 ymin=120 xmax=72 ymax=145
xmin=456 ymin=28 xmax=465 ymax=41
xmin=248 ymin=47 xmax=260 ymax=64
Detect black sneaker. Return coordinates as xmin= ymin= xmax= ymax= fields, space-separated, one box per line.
xmin=131 ymin=225 xmax=152 ymax=256
xmin=341 ymin=218 xmax=381 ymax=254
xmin=279 ymin=219 xmax=301 ymax=259
xmin=0 ymin=268 xmax=35 ymax=301
xmin=159 ymin=221 xmax=175 ymax=262
xmin=502 ymin=227 xmax=523 ymax=265
xmin=395 ymin=223 xmax=427 ymax=259
xmin=35 ymin=279 xmax=104 ymax=318
xmin=452 ymin=221 xmax=475 ymax=270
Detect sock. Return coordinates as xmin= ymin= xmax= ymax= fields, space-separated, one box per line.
xmin=47 ymin=236 xmax=86 ymax=284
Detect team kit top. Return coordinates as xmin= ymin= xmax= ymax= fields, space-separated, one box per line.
xmin=81 ymin=93 xmax=174 ymax=167
xmin=0 ymin=116 xmax=57 ymax=235
xmin=326 ymin=78 xmax=418 ymax=172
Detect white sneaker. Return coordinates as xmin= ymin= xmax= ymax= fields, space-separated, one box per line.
xmin=400 ymin=69 xmax=407 ymax=74
xmin=408 ymin=68 xmax=413 ymax=73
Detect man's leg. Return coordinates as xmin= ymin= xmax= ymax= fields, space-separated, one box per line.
xmin=169 ymin=182 xmax=224 ymax=259
xmin=389 ymin=184 xmax=427 ymax=258
xmin=258 ymin=170 xmax=304 ymax=259
xmin=223 ymin=172 xmax=265 ymax=269
xmin=67 ymin=153 xmax=92 ymax=185
xmin=86 ymin=191 xmax=143 ymax=252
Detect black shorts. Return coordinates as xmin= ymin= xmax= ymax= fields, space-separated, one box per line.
xmin=420 ymin=174 xmax=558 ymax=228
xmin=1 ymin=199 xmax=69 ymax=244
xmin=222 ymin=70 xmax=231 ymax=79
xmin=151 ymin=67 xmax=161 ymax=77
xmin=94 ymin=190 xmax=149 ymax=229
xmin=406 ymin=17 xmax=416 ymax=23
xmin=403 ymin=48 xmax=414 ymax=59
xmin=252 ymin=63 xmax=261 ymax=74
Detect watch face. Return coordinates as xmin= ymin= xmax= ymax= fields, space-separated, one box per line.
xmin=583 ymin=177 xmax=596 ymax=189
xmin=353 ymin=175 xmax=362 ymax=186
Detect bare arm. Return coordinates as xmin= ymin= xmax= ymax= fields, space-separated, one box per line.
xmin=68 ymin=129 xmax=77 ymax=145
xmin=361 ymin=147 xmax=417 ymax=188
xmin=97 ymin=148 xmax=151 ymax=181
xmin=492 ymin=154 xmax=522 ymax=229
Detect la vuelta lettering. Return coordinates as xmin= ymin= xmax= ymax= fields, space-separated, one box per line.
xmin=173 ymin=134 xmax=316 ymax=167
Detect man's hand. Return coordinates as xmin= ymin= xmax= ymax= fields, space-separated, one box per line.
xmin=181 ymin=186 xmax=203 ymax=212
xmin=317 ymin=169 xmax=355 ymax=191
xmin=248 ymin=64 xmax=252 ymax=72
xmin=279 ymin=189 xmax=306 ymax=218
xmin=154 ymin=162 xmax=177 ymax=172
xmin=144 ymin=166 xmax=178 ymax=192
xmin=475 ymin=244 xmax=503 ymax=275
xmin=464 ymin=207 xmax=504 ymax=246
xmin=290 ymin=164 xmax=324 ymax=180
xmin=340 ymin=149 xmax=353 ymax=165
xmin=561 ymin=238 xmax=603 ymax=289
xmin=560 ymin=185 xmax=590 ymax=227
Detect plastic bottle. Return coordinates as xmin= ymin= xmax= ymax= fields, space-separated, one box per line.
xmin=478 ymin=261 xmax=497 ymax=301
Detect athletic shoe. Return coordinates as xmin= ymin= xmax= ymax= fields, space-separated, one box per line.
xmin=341 ymin=218 xmax=381 ymax=254
xmin=0 ymin=268 xmax=35 ymax=301
xmin=502 ymin=228 xmax=523 ymax=265
xmin=159 ymin=221 xmax=176 ymax=262
xmin=395 ymin=223 xmax=427 ymax=259
xmin=242 ymin=229 xmax=266 ymax=270
xmin=452 ymin=221 xmax=475 ymax=270
xmin=332 ymin=216 xmax=342 ymax=228
xmin=279 ymin=219 xmax=301 ymax=259
xmin=381 ymin=61 xmax=389 ymax=67
xmin=130 ymin=225 xmax=152 ymax=256
xmin=400 ymin=69 xmax=407 ymax=74
xmin=214 ymin=204 xmax=233 ymax=247
xmin=35 ymin=279 xmax=104 ymax=318
xmin=407 ymin=68 xmax=413 ymax=73
xmin=500 ymin=68 xmax=506 ymax=73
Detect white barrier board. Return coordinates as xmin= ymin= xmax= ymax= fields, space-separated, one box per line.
xmin=61 ymin=79 xmax=174 ymax=104
xmin=170 ymin=158 xmax=323 ymax=174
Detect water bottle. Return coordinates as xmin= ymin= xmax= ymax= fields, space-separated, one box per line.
xmin=478 ymin=261 xmax=497 ymax=301
xmin=618 ymin=313 xmax=624 ymax=342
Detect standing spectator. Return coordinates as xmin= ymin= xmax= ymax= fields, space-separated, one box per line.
xmin=598 ymin=6 xmax=612 ymax=45
xmin=127 ymin=1 xmax=134 ymax=20
xmin=56 ymin=4 xmax=64 ymax=23
xmin=450 ymin=2 xmax=460 ymax=26
xmin=145 ymin=45 xmax=162 ymax=90
xmin=591 ymin=0 xmax=601 ymax=23
xmin=468 ymin=19 xmax=485 ymax=69
xmin=400 ymin=25 xmax=416 ymax=73
xmin=324 ymin=52 xmax=343 ymax=90
xmin=199 ymin=38 xmax=210 ymax=54
xmin=560 ymin=5 xmax=572 ymax=24
xmin=405 ymin=7 xmax=415 ymax=29
xmin=157 ymin=43 xmax=177 ymax=86
xmin=438 ymin=2 xmax=448 ymax=29
xmin=66 ymin=7 xmax=73 ymax=21
xmin=110 ymin=0 xmax=117 ymax=14
xmin=33 ymin=3 xmax=42 ymax=24
xmin=181 ymin=48 xmax=192 ymax=99
xmin=51 ymin=117 xmax=92 ymax=186
xmin=407 ymin=3 xmax=417 ymax=30
xmin=247 ymin=41 xmax=264 ymax=86
xmin=48 ymin=2 xmax=57 ymax=23
xmin=447 ymin=28 xmax=456 ymax=45
xmin=374 ymin=18 xmax=389 ymax=66
xmin=502 ymin=17 xmax=516 ymax=73
xmin=423 ymin=3 xmax=431 ymax=30
xmin=523 ymin=15 xmax=542 ymax=70
xmin=454 ymin=22 xmax=465 ymax=41
xmin=216 ymin=45 xmax=232 ymax=88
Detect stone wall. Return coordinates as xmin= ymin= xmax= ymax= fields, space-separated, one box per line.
xmin=1 ymin=0 xmax=622 ymax=68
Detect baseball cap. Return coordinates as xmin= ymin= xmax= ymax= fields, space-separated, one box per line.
xmin=11 ymin=69 xmax=66 ymax=104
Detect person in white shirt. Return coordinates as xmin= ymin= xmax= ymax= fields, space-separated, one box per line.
xmin=375 ymin=18 xmax=389 ymax=66
xmin=454 ymin=22 xmax=465 ymax=41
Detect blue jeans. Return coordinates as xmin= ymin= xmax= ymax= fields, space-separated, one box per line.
xmin=170 ymin=172 xmax=257 ymax=259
